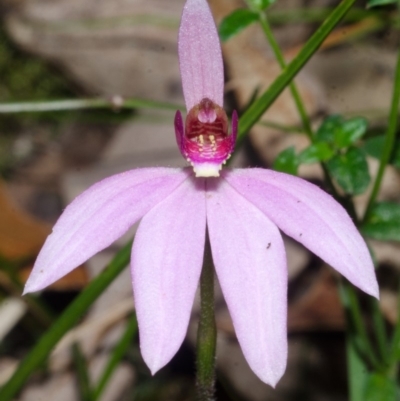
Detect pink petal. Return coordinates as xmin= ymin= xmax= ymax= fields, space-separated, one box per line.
xmin=131 ymin=177 xmax=206 ymax=374
xmin=179 ymin=0 xmax=224 ymax=111
xmin=225 ymin=169 xmax=379 ymax=298
xmin=206 ymin=178 xmax=288 ymax=386
xmin=24 ymin=168 xmax=190 ymax=294
xmin=174 ymin=110 xmax=184 ymax=151
xmin=231 ymin=110 xmax=238 ymax=144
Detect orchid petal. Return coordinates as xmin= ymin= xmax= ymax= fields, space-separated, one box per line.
xmin=174 ymin=110 xmax=184 ymax=151
xmin=178 ymin=0 xmax=224 ymax=111
xmin=132 ymin=177 xmax=206 ymax=374
xmin=24 ymin=168 xmax=190 ymax=294
xmin=206 ymin=178 xmax=287 ymax=386
xmin=225 ymin=169 xmax=379 ymax=298
xmin=231 ymin=110 xmax=238 ymax=145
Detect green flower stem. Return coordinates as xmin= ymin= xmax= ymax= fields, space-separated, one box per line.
xmin=0 ymin=240 xmax=132 ymax=401
xmin=93 ymin=313 xmax=138 ymax=400
xmin=268 ymin=7 xmax=386 ymax=25
xmin=370 ymin=297 xmax=389 ymax=364
xmin=254 ymin=8 xmax=348 ymax=205
xmin=363 ymin=48 xmax=400 ymax=221
xmin=72 ymin=343 xmax=94 ymax=401
xmin=346 ymin=335 xmax=369 ymax=401
xmin=0 ymin=98 xmax=184 ymax=114
xmin=257 ymin=120 xmax=305 ymax=133
xmin=258 ymin=13 xmax=313 ymax=140
xmin=238 ymin=0 xmax=357 ymax=143
xmin=196 ymin=239 xmax=217 ymax=401
xmin=389 ymin=287 xmax=400 ymax=373
xmin=340 ymin=281 xmax=380 ymax=369
xmin=256 ymin=9 xmax=348 ymax=204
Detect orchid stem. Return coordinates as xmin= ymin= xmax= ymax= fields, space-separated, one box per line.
xmin=258 ymin=12 xmax=313 ymax=140
xmin=363 ymin=47 xmax=400 ymax=222
xmin=93 ymin=313 xmax=138 ymax=400
xmin=340 ymin=281 xmax=380 ymax=369
xmin=370 ymin=297 xmax=389 ymax=364
xmin=196 ymin=237 xmax=217 ymax=401
xmin=0 ymin=97 xmax=184 ymax=114
xmin=389 ymin=282 xmax=400 ymax=371
xmin=255 ymin=6 xmax=344 ymax=204
xmin=268 ymin=7 xmax=385 ymax=25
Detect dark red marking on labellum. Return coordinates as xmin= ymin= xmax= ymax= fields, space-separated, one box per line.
xmin=174 ymin=98 xmax=237 ymax=177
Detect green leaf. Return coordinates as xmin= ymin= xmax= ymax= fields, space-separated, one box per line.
xmin=361 ymin=202 xmax=400 ymax=241
xmin=326 ymin=148 xmax=370 ymax=195
xmin=367 ymin=0 xmax=397 ymax=8
xmin=364 ymin=373 xmax=397 ymax=401
xmin=315 ymin=115 xmax=367 ymax=149
xmin=273 ymin=147 xmax=299 ymax=175
xmin=248 ymin=0 xmax=277 ymax=10
xmin=334 ymin=117 xmax=367 ymax=148
xmin=315 ymin=115 xmax=344 ymax=143
xmin=219 ymin=9 xmax=259 ymax=42
xmin=364 ymin=135 xmax=385 ymax=160
xmin=298 ymin=142 xmax=335 ymax=164
xmin=364 ymin=135 xmax=400 ymax=169
xmin=94 ymin=314 xmax=138 ymax=400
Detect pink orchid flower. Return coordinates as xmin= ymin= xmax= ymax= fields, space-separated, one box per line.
xmin=24 ymin=0 xmax=378 ymax=387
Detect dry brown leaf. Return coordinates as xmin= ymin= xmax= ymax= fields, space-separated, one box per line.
xmin=288 ymin=268 xmax=345 ymax=332
xmin=0 ymin=179 xmax=89 ymax=290
xmin=0 ymin=179 xmax=51 ymax=260
xmin=19 ymin=265 xmax=89 ymax=291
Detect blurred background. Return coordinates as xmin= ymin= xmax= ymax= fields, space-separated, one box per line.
xmin=0 ymin=0 xmax=399 ymax=400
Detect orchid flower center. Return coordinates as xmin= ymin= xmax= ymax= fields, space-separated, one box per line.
xmin=175 ymin=98 xmax=237 ymax=178
xmin=186 ymin=98 xmax=228 ymax=150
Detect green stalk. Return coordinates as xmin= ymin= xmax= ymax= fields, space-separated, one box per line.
xmin=93 ymin=314 xmax=138 ymax=400
xmin=0 ymin=98 xmax=184 ymax=114
xmin=346 ymin=335 xmax=369 ymax=401
xmin=0 ymin=241 xmax=131 ymax=401
xmin=257 ymin=120 xmax=305 ymax=133
xmin=363 ymin=48 xmax=400 ymax=221
xmin=258 ymin=13 xmax=313 ymax=140
xmin=268 ymin=7 xmax=385 ymax=25
xmin=196 ymin=239 xmax=217 ymax=401
xmin=72 ymin=343 xmax=94 ymax=401
xmin=389 ymin=282 xmax=400 ymax=374
xmin=254 ymin=7 xmax=347 ymax=203
xmin=340 ymin=282 xmax=380 ymax=369
xmin=370 ymin=297 xmax=389 ymax=364
xmin=238 ymin=0 xmax=358 ymax=143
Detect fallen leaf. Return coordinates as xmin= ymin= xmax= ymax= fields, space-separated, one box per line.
xmin=0 ymin=178 xmax=89 ymax=291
